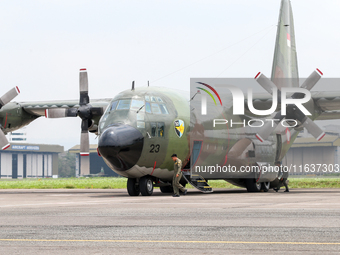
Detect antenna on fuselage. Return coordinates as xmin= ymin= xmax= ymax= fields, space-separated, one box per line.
xmin=189 ymin=90 xmax=201 ymax=102
xmin=131 ymin=81 xmax=135 ymax=91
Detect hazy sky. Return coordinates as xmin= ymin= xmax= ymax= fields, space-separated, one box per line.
xmin=1 ymin=0 xmax=339 ymax=149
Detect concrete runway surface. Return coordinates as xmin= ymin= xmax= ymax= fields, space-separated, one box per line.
xmin=0 ymin=188 xmax=339 ymax=254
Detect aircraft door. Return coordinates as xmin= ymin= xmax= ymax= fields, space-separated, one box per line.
xmin=191 ymin=141 xmax=202 ymax=167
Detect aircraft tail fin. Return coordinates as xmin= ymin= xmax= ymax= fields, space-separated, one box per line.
xmin=271 ymin=0 xmax=299 ymax=89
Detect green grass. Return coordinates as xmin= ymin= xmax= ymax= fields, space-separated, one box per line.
xmin=0 ymin=177 xmax=339 ymax=189
xmin=207 ymin=178 xmax=340 ymax=189
xmin=287 ymin=178 xmax=340 ymax=189
xmin=0 ymin=177 xmax=127 ymax=189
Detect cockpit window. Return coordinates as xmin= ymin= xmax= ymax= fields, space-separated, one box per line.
xmin=149 ymin=122 xmax=165 ymax=137
xmin=131 ymin=99 xmax=145 ymax=112
xmin=110 ymin=101 xmax=118 ymax=111
xmin=157 ymin=122 xmax=165 ymax=137
xmin=144 ymin=96 xmax=168 ymax=114
xmin=159 ymin=104 xmax=169 ymax=114
xmin=145 ymin=102 xmax=152 ymax=113
xmin=151 ymin=103 xmax=161 ymax=114
xmin=117 ymin=99 xmax=131 ymax=110
xmin=150 ymin=122 xmax=157 ymax=137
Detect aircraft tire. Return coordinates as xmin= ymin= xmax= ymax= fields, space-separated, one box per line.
xmin=160 ymin=186 xmax=173 ymax=193
xmin=127 ymin=178 xmax=140 ymax=196
xmin=139 ymin=176 xmax=154 ymax=196
xmin=261 ymin=182 xmax=270 ymax=192
xmin=245 ymin=179 xmax=261 ymax=192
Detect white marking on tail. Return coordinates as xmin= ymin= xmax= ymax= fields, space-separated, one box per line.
xmin=287 ymin=33 xmax=291 ymax=48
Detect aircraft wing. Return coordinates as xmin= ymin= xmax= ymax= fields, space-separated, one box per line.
xmin=312 ymin=91 xmax=340 ymax=120
xmin=245 ymin=93 xmax=274 ymax=111
xmin=20 ymin=98 xmax=111 ymax=116
xmin=244 ymin=91 xmax=340 ymax=121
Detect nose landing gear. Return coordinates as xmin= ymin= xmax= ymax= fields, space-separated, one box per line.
xmin=127 ymin=176 xmax=154 ymax=196
xmin=139 ymin=176 xmax=154 ymax=196
xmin=127 ymin=178 xmax=140 ymax=196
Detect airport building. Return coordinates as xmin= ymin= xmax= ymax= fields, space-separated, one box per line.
xmin=68 ymin=144 xmax=119 ymax=177
xmin=0 ymin=143 xmax=64 ymax=179
xmin=283 ymin=125 xmax=340 ymax=175
xmin=7 ymin=128 xmax=27 ymax=142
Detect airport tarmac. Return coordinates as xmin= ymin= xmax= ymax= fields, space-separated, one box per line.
xmin=0 ymin=188 xmax=339 ymax=254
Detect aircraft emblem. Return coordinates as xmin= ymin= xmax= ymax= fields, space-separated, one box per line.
xmin=174 ymin=119 xmax=185 ymax=138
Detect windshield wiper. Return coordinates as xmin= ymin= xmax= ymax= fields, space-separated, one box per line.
xmin=137 ymin=105 xmax=145 ymax=113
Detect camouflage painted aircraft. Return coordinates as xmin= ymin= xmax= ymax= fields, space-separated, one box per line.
xmin=0 ymin=0 xmax=339 ymax=195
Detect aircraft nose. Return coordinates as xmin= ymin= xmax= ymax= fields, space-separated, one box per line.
xmin=98 ymin=125 xmax=144 ymax=171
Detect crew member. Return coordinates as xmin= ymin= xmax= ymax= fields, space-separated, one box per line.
xmin=274 ymin=161 xmax=289 ymax=192
xmin=171 ymin=154 xmax=187 ymax=197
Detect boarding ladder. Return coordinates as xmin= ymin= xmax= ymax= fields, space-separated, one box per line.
xmin=182 ymin=169 xmax=213 ymax=193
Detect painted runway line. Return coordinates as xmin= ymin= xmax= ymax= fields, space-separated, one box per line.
xmin=0 ymin=239 xmax=339 ymax=245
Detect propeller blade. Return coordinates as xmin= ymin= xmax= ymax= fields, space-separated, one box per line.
xmin=80 ymin=119 xmax=89 ymax=156
xmin=79 ymin=68 xmax=89 ymax=106
xmin=45 ymin=108 xmax=78 ymax=118
xmin=256 ymin=120 xmax=280 ymax=142
xmin=291 ymin=106 xmax=325 ymax=141
xmin=255 ymin=72 xmax=277 ymax=95
xmin=80 ymin=121 xmax=90 ymax=176
xmin=255 ymin=69 xmax=324 ymax=143
xmin=80 ymin=154 xmax=90 ymax=176
xmin=302 ymin=117 xmax=326 ymax=141
xmin=300 ymin=69 xmax=323 ymax=91
xmin=0 ymin=87 xmax=20 ymax=108
xmin=0 ymin=131 xmax=10 ymax=150
xmin=256 ymin=112 xmax=284 ymax=142
xmin=292 ymin=69 xmax=322 ymax=99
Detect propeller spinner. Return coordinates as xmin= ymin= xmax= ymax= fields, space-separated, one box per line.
xmin=45 ymin=69 xmax=103 ymax=176
xmin=254 ymin=69 xmax=325 ymax=142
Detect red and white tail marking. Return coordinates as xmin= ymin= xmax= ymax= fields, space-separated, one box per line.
xmin=287 ymin=33 xmax=291 ymax=48
xmin=80 ymin=152 xmax=89 ymax=156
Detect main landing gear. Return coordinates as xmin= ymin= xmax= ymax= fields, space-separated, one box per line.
xmin=245 ymin=179 xmax=270 ymax=192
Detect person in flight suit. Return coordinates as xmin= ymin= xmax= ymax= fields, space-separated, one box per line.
xmin=171 ymin=154 xmax=187 ymax=197
xmin=274 ymin=161 xmax=289 ymax=192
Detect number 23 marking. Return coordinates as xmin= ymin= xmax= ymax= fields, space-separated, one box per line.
xmin=150 ymin=144 xmax=160 ymax=153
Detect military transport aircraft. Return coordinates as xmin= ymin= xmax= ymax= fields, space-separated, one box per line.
xmin=1 ymin=0 xmax=339 ymax=196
